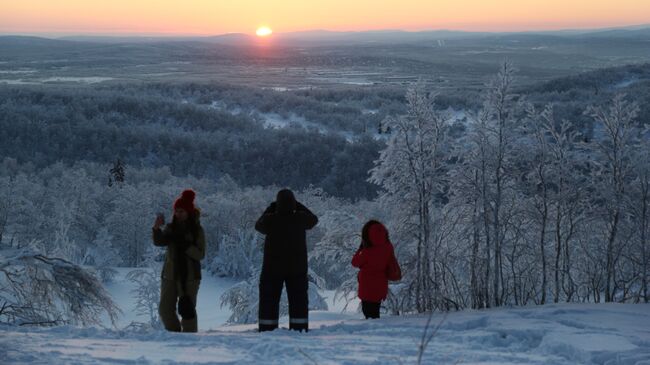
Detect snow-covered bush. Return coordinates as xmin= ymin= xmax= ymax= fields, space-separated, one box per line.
xmin=97 ymin=266 xmax=118 ymax=284
xmin=126 ymin=267 xmax=161 ymax=329
xmin=0 ymin=248 xmax=120 ymax=326
xmin=220 ymin=274 xmax=260 ymax=324
xmin=309 ymin=208 xmax=363 ymax=289
xmin=209 ymin=229 xmax=262 ymax=279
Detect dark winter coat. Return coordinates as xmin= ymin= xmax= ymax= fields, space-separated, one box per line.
xmin=351 ymin=222 xmax=401 ymax=302
xmin=255 ymin=201 xmax=318 ymax=277
xmin=152 ymin=210 xmax=206 ymax=281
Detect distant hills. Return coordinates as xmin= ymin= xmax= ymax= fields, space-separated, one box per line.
xmin=2 ymin=24 xmax=648 ymax=47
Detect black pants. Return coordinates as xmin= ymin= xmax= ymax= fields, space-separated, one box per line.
xmin=362 ymin=301 xmax=381 ymax=319
xmin=259 ymin=273 xmax=309 ymax=332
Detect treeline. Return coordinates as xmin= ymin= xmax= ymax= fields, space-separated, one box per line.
xmin=118 ymin=82 xmax=407 ymax=133
xmin=524 ymin=62 xmax=650 ymax=137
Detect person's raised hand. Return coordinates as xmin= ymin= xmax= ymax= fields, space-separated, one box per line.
xmin=153 ymin=213 xmax=165 ymax=230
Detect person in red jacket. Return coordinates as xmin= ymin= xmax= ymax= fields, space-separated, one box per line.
xmin=351 ymin=220 xmax=402 ymax=319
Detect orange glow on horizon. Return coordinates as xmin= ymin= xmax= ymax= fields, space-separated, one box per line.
xmin=1 ymin=0 xmax=649 ymax=36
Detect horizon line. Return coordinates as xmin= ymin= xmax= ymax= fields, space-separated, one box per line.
xmin=1 ymin=22 xmax=649 ymax=39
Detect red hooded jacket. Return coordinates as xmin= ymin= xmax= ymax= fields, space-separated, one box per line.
xmin=351 ymin=223 xmax=401 ymax=302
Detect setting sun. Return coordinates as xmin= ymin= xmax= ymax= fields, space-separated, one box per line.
xmin=256 ymin=26 xmax=272 ymax=37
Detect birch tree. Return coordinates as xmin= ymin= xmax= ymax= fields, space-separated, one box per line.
xmin=588 ymin=94 xmax=639 ymax=302
xmin=369 ymin=82 xmax=450 ymax=312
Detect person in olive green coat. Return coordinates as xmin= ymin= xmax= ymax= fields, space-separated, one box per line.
xmin=152 ymin=189 xmax=206 ymax=332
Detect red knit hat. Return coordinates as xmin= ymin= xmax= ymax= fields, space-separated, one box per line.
xmin=173 ymin=189 xmax=196 ymax=213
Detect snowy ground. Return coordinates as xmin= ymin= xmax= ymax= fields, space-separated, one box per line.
xmin=1 ymin=270 xmax=649 ymax=364
xmin=2 ymin=291 xmax=649 ymax=364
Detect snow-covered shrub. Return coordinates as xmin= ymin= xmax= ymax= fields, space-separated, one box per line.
xmin=384 ymin=282 xmax=414 ymax=315
xmin=302 ymin=189 xmax=381 ymax=289
xmin=307 ymin=280 xmax=328 ymax=312
xmin=122 ymin=320 xmax=160 ymax=333
xmin=0 ymin=248 xmax=120 ymax=326
xmin=209 ymin=229 xmax=262 ymax=279
xmin=125 ymin=267 xmax=161 ymax=329
xmin=309 ymin=208 xmax=363 ymax=288
xmin=87 ymin=228 xmax=120 ymax=284
xmin=104 ymin=184 xmax=160 ymax=268
xmin=97 ymin=266 xmax=118 ymax=284
xmin=220 ymin=274 xmax=259 ymax=325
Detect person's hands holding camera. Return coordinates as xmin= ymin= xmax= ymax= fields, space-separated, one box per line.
xmin=153 ymin=213 xmax=165 ymax=230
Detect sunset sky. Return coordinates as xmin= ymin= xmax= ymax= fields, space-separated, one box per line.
xmin=1 ymin=0 xmax=649 ymax=36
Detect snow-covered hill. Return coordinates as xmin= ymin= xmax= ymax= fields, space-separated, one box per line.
xmin=2 ymin=302 xmax=649 ymax=364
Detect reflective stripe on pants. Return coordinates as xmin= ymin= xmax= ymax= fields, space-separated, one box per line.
xmin=259 ymin=273 xmax=309 ymax=332
xmin=259 ymin=319 xmax=279 ymax=325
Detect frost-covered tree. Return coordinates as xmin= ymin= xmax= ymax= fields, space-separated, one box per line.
xmin=523 ymin=104 xmax=585 ymax=303
xmin=108 ymin=158 xmax=126 ymax=188
xmin=450 ymin=61 xmax=523 ymax=308
xmin=126 ymin=267 xmax=161 ymax=328
xmin=0 ymin=248 xmax=120 ymax=326
xmin=105 ymin=184 xmax=158 ymax=267
xmin=0 ymin=178 xmax=10 ymax=246
xmin=220 ymin=273 xmax=260 ymax=324
xmin=521 ymin=104 xmax=554 ymax=304
xmin=479 ymin=61 xmax=522 ymax=307
xmin=311 ymin=208 xmax=363 ymax=296
xmin=370 ymin=82 xmax=451 ymax=312
xmin=629 ymin=141 xmax=650 ymax=302
xmin=307 ymin=191 xmax=380 ymax=288
xmin=86 ymin=227 xmax=120 ymax=283
xmin=587 ymin=94 xmax=640 ymax=302
xmin=209 ymin=229 xmax=262 ymax=279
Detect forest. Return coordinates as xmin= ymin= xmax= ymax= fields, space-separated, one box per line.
xmin=1 ymin=58 xmax=650 ymax=326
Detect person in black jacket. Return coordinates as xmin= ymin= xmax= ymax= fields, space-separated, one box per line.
xmin=255 ymin=189 xmax=318 ymax=332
